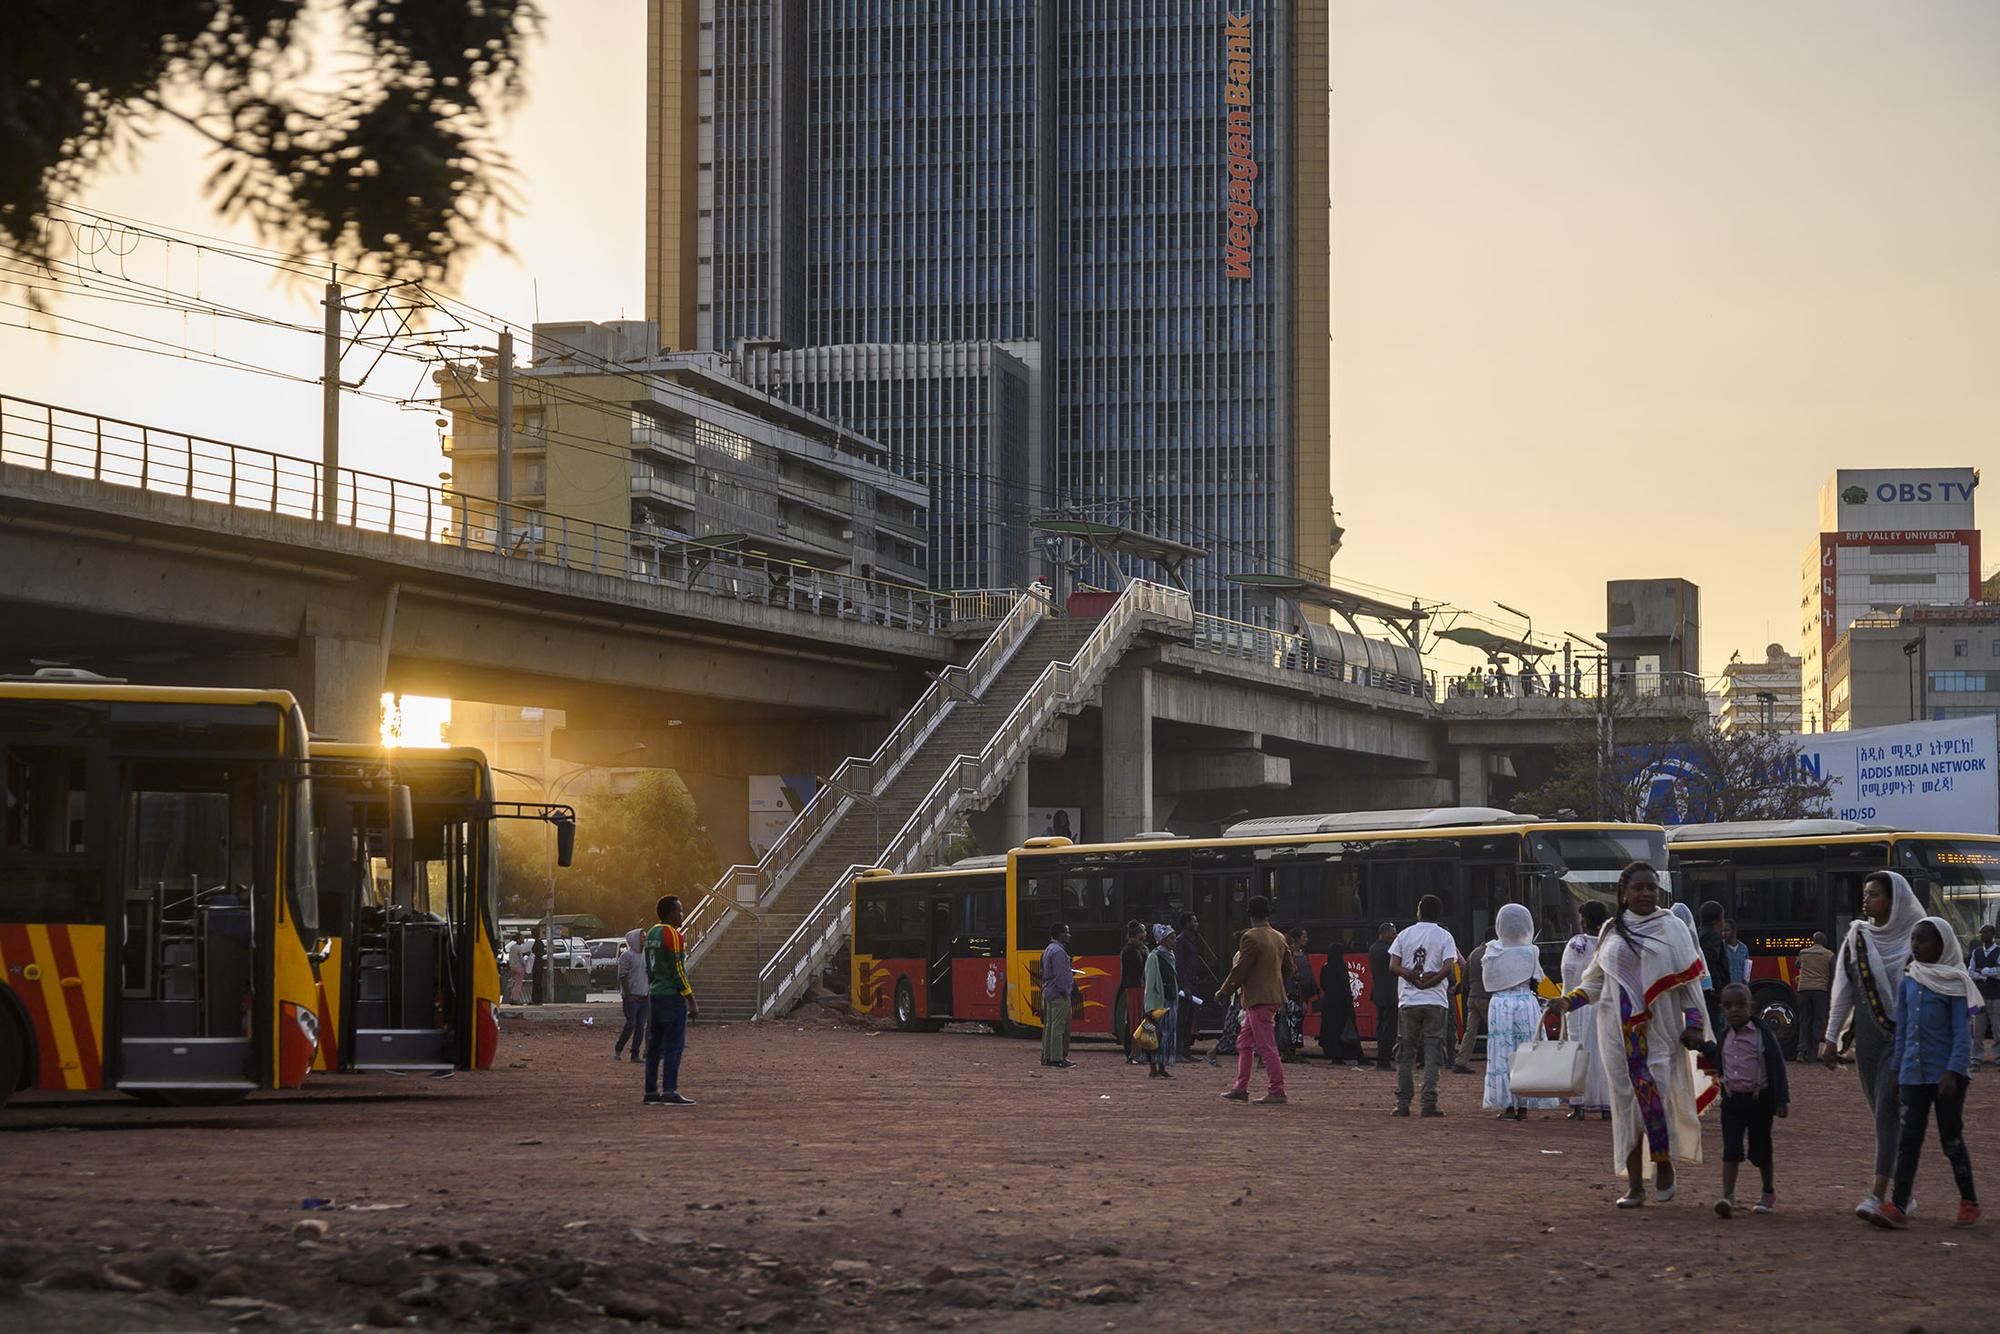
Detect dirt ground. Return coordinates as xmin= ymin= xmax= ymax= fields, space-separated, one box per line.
xmin=2 ymin=1004 xmax=1993 ymax=1331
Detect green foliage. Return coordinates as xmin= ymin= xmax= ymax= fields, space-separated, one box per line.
xmin=1 ymin=0 xmax=537 ymax=281
xmin=496 ymin=771 xmax=720 ymax=939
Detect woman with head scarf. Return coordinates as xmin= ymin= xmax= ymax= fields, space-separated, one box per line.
xmin=1669 ymin=901 xmax=1709 ymax=995
xmin=1548 ymin=863 xmax=1715 ymax=1207
xmin=1481 ymin=903 xmax=1559 ymax=1120
xmin=1877 ymin=917 xmax=1984 ymax=1229
xmin=1820 ymin=870 xmax=1926 ymax=1223
xmin=1142 ymin=924 xmax=1179 ymax=1078
xmin=1563 ymin=901 xmax=1613 ymax=1121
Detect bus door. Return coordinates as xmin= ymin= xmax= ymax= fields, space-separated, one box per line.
xmin=1189 ymin=865 xmax=1250 ymax=1034
xmin=350 ymin=794 xmax=453 ymax=1073
xmin=117 ymin=759 xmax=265 ymax=1094
xmin=927 ymin=897 xmax=953 ymax=1016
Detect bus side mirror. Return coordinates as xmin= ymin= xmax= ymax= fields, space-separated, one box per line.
xmin=389 ymin=785 xmax=415 ymax=844
xmin=555 ymin=817 xmax=577 ymax=868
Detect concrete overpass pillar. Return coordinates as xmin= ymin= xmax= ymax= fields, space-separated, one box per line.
xmin=1457 ymin=747 xmax=1489 ymax=808
xmin=1102 ymin=662 xmax=1154 ymax=841
xmin=1001 ymin=766 xmax=1031 ymax=849
xmin=301 ymin=633 xmax=388 ymax=742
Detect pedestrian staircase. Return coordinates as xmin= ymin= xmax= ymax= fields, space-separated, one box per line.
xmin=685 ymin=580 xmax=1193 ymax=1020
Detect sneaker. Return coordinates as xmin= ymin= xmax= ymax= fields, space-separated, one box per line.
xmin=1854 ymin=1193 xmax=1882 ymax=1222
xmin=1392 ymin=1106 xmax=1411 ymax=1117
xmin=1421 ymin=1107 xmax=1445 ymax=1118
xmin=1754 ymin=1193 xmax=1776 ymax=1215
xmin=662 ymin=1092 xmax=695 ymax=1106
xmin=643 ymin=1093 xmax=665 ymax=1105
xmin=1956 ymin=1201 xmax=1981 ymax=1229
xmin=1449 ymin=1065 xmax=1474 ymax=1075
xmin=1714 ymin=1197 xmax=1736 ymax=1219
xmin=1255 ymin=1092 xmax=1288 ymax=1105
xmin=1055 ymin=1060 xmax=1077 ymax=1069
xmin=1871 ymin=1202 xmax=1910 ymax=1230
xmin=1220 ymin=1089 xmax=1251 ymax=1102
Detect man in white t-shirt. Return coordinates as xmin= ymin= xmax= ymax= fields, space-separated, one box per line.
xmin=1389 ymin=895 xmax=1461 ymax=1118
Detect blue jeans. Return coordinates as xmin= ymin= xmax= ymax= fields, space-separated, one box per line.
xmin=615 ymin=995 xmax=647 ymax=1059
xmin=644 ymin=994 xmax=688 ymax=1097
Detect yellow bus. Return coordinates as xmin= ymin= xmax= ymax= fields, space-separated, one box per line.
xmin=0 ymin=678 xmax=322 ymax=1105
xmin=1666 ymin=820 xmax=2000 ymax=1053
xmin=1003 ymin=810 xmax=1669 ymax=1042
xmin=849 ymin=859 xmax=1008 ymax=1030
xmin=310 ymin=743 xmax=573 ymax=1074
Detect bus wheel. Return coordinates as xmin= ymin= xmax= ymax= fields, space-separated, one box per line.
xmin=893 ymin=981 xmax=919 ymax=1032
xmin=0 ymin=1015 xmax=22 ymax=1108
xmin=1754 ymin=987 xmax=1799 ymax=1058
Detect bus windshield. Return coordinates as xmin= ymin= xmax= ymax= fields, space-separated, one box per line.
xmin=1531 ymin=828 xmax=1672 ymax=907
xmin=1919 ymin=840 xmax=2000 ymax=940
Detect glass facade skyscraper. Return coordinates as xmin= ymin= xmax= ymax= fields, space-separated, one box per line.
xmin=645 ymin=0 xmax=1331 ymax=610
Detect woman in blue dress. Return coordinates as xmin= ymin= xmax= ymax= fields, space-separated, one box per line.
xmin=1483 ymin=903 xmax=1560 ymax=1120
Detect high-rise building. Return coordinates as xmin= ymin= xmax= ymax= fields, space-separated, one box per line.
xmin=1718 ymin=644 xmax=1803 ymax=734
xmin=1827 ymin=603 xmax=2000 ymax=731
xmin=644 ymin=0 xmax=1333 ymax=612
xmin=1801 ymin=469 xmax=1981 ymax=730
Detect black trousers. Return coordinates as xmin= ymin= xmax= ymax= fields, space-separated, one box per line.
xmin=1177 ymin=996 xmax=1197 ymax=1057
xmin=1894 ymin=1081 xmax=1977 ymax=1209
xmin=1117 ymin=987 xmax=1143 ymax=1056
xmin=1374 ymin=1000 xmax=1399 ymax=1068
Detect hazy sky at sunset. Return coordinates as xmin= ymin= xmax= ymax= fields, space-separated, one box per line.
xmin=3 ymin=1 xmax=1995 ymax=681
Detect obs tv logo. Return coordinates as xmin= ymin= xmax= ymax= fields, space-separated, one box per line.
xmin=1842 ymin=485 xmax=1868 ymax=505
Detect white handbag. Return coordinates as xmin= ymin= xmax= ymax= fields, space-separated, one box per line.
xmin=1506 ymin=1038 xmax=1588 ymax=1098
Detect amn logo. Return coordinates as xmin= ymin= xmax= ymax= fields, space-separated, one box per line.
xmin=1841 ymin=485 xmax=1868 ymax=505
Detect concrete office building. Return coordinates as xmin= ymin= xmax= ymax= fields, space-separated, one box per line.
xmin=644 ymin=0 xmax=1333 ymax=614
xmin=1828 ymin=603 xmax=2000 ymax=732
xmin=1718 ymin=643 xmax=1803 ymax=734
xmin=1604 ymin=579 xmax=1702 ymax=691
xmin=1802 ymin=468 xmax=1981 ymax=730
xmin=435 ymin=320 xmax=929 ymax=587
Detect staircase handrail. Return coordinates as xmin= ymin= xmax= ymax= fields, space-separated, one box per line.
xmin=753 ymin=580 xmax=1191 ymax=1017
xmin=685 ymin=586 xmax=1050 ymax=961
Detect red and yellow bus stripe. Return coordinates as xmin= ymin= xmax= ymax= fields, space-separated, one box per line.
xmin=0 ymin=923 xmax=106 ymax=1091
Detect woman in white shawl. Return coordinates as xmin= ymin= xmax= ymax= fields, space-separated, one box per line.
xmin=1482 ymin=903 xmax=1558 ymax=1120
xmin=1562 ymin=900 xmax=1612 ymax=1121
xmin=1819 ymin=869 xmax=1926 ymax=1222
xmin=1548 ymin=863 xmax=1714 ymax=1208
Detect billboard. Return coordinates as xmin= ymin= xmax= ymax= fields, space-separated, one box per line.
xmin=1794 ymin=715 xmax=1998 ymax=834
xmin=748 ymin=775 xmax=818 ymax=858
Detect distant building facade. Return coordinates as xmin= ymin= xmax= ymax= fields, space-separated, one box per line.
xmin=1802 ymin=468 xmax=1981 ymax=729
xmin=1604 ymin=579 xmax=1702 ymax=693
xmin=1828 ymin=603 xmax=2000 ymax=732
xmin=1718 ymin=643 xmax=1803 ymax=733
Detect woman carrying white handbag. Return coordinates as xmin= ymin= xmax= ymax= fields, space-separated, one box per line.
xmin=1547 ymin=863 xmax=1716 ymax=1209
xmin=1482 ymin=904 xmax=1561 ymax=1120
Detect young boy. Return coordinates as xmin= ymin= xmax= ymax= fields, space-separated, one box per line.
xmin=1714 ymin=981 xmax=1789 ymax=1217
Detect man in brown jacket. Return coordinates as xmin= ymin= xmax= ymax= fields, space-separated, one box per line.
xmin=1794 ymin=932 xmax=1834 ymax=1063
xmin=1217 ymin=896 xmax=1290 ymax=1104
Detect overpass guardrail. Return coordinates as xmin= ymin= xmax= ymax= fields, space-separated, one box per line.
xmin=0 ymin=393 xmax=954 ymax=634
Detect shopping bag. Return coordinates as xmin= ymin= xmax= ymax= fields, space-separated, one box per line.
xmin=1132 ymin=1019 xmax=1160 ymax=1053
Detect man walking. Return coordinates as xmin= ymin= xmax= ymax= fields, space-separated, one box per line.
xmin=1971 ymin=924 xmax=2000 ymax=1070
xmin=1794 ymin=932 xmax=1834 ymax=1064
xmin=1389 ymin=896 xmax=1461 ymax=1118
xmin=642 ymin=895 xmax=699 ymax=1106
xmin=1217 ymin=896 xmax=1290 ymax=1104
xmin=1175 ymin=912 xmax=1202 ymax=1060
xmin=1040 ymin=923 xmax=1077 ymax=1069
xmin=1453 ymin=927 xmax=1496 ymax=1072
xmin=506 ymin=931 xmax=529 ymax=1005
xmin=1722 ymin=918 xmax=1750 ymax=986
xmin=1369 ymin=921 xmax=1399 ymax=1070
xmin=1117 ymin=920 xmax=1148 ymax=1063
xmin=1698 ymin=901 xmax=1730 ymax=1033
xmin=614 ymin=928 xmax=649 ymax=1063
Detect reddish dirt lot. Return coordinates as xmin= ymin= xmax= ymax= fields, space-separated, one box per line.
xmin=1 ymin=1005 xmax=1992 ymax=1330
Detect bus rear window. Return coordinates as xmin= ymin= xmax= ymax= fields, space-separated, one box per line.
xmin=1534 ymin=829 xmax=1666 ymax=873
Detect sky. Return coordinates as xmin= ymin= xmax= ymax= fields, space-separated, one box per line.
xmin=3 ymin=0 xmax=1996 ymax=683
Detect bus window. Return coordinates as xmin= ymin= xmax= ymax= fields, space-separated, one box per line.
xmin=1 ymin=743 xmax=100 ymax=920
xmin=1063 ymin=874 xmax=1119 ymax=954
xmin=1326 ymin=864 xmax=1363 ymax=920
xmin=1461 ymin=864 xmax=1511 ymax=944
xmin=1735 ymin=867 xmax=1820 ymax=937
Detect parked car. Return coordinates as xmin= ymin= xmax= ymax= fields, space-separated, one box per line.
xmin=586 ymin=937 xmax=623 ymax=991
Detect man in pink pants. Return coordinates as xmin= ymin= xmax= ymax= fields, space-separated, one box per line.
xmin=1217 ymin=896 xmax=1291 ymax=1104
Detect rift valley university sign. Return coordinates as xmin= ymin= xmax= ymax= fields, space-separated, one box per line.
xmin=1223 ymin=11 xmax=1257 ymax=279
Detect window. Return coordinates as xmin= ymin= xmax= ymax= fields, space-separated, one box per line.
xmin=1733 ymin=866 xmax=1821 ymax=934
xmin=1956 ymin=640 xmax=1970 ymax=659
xmin=3 ymin=745 xmax=89 ymax=854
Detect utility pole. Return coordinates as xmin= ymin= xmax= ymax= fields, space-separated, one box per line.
xmin=321 ymin=271 xmax=341 ymax=523
xmin=496 ymin=327 xmax=513 ymax=552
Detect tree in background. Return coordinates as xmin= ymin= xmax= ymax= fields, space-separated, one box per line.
xmin=2 ymin=1 xmax=537 ymax=281
xmin=1516 ymin=705 xmax=1836 ymax=824
xmin=497 ymin=770 xmax=719 ymax=937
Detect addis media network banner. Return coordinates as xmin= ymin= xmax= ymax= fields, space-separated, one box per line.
xmin=1793 ymin=715 xmax=1998 ymax=834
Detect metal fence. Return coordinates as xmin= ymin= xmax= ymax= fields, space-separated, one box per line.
xmin=0 ymin=393 xmax=953 ymax=634
xmin=1191 ymin=613 xmax=1435 ymax=699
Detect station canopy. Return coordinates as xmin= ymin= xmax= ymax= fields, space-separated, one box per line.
xmin=1432 ymin=625 xmax=1553 ymax=660
xmin=1032 ymin=518 xmax=1207 ymax=590
xmin=1225 ymin=572 xmax=1428 ymax=650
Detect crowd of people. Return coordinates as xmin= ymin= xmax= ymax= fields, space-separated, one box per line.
xmin=1037 ymin=864 xmax=1987 ymax=1226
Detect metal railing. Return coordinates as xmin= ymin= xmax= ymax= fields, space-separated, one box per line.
xmin=1441 ymin=664 xmax=1711 ymax=705
xmin=942 ymin=588 xmax=1034 ymax=626
xmin=1191 ymin=613 xmax=1434 ymax=699
xmin=683 ymin=586 xmax=1050 ymax=966
xmin=753 ymin=580 xmax=1193 ymax=1019
xmin=0 ymin=393 xmax=950 ymax=634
